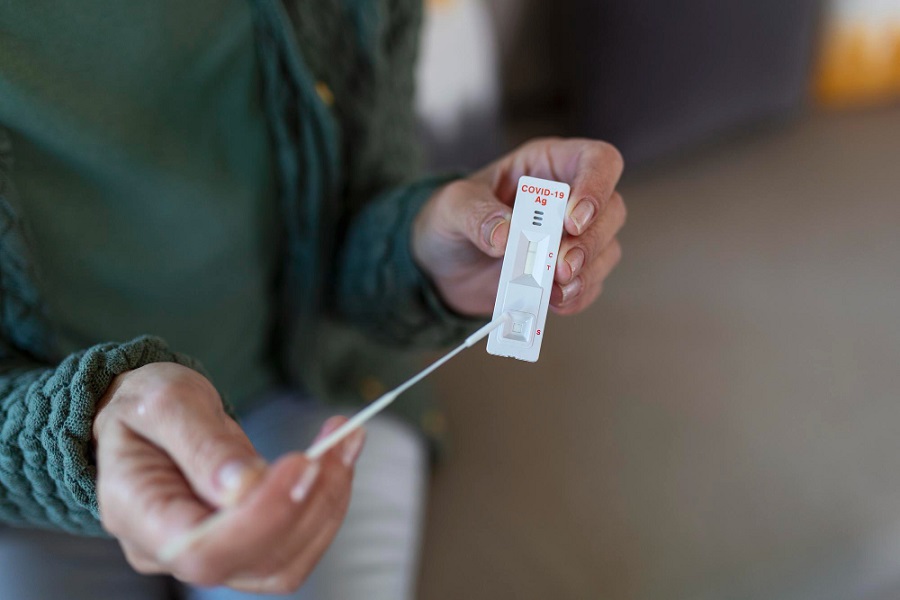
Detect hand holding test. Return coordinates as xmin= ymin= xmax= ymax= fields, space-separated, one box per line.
xmin=159 ymin=176 xmax=569 ymax=562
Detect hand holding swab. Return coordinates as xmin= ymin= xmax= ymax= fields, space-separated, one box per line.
xmin=158 ymin=313 xmax=509 ymax=563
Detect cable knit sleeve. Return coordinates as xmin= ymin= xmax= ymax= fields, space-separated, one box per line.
xmin=0 ymin=126 xmax=210 ymax=535
xmin=0 ymin=336 xmax=204 ymax=535
xmin=321 ymin=0 xmax=485 ymax=346
xmin=335 ymin=174 xmax=485 ymax=347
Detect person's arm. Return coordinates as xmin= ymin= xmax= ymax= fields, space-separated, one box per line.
xmin=329 ymin=0 xmax=485 ymax=347
xmin=0 ymin=336 xmax=201 ymax=534
xmin=332 ymin=4 xmax=627 ymax=344
xmin=335 ymin=175 xmax=486 ymax=347
xmin=0 ymin=126 xmax=361 ymax=594
xmin=0 ymin=127 xmax=204 ymax=534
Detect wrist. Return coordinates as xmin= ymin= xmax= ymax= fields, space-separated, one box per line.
xmin=93 ymin=370 xmax=132 ymax=444
xmin=410 ymin=185 xmax=442 ymax=281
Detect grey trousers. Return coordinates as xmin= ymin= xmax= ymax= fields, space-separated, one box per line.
xmin=0 ymin=393 xmax=428 ymax=600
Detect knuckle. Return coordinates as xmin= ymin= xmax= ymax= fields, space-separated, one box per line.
xmin=125 ymin=549 xmax=163 ymax=575
xmin=465 ymin=206 xmax=485 ymax=242
xmin=611 ymin=192 xmax=627 ymax=223
xmin=100 ymin=510 xmax=122 ymax=537
xmin=586 ymin=222 xmax=609 ymax=253
xmin=538 ymin=135 xmax=565 ymax=147
xmin=98 ymin=484 xmax=129 ymax=536
xmin=139 ymin=381 xmax=186 ymax=415
xmin=192 ymin=430 xmax=240 ymax=463
xmin=523 ymin=136 xmax=562 ymax=152
xmin=610 ymin=239 xmax=623 ymax=264
xmin=596 ymin=141 xmax=625 ymax=172
xmin=138 ymin=371 xmax=219 ymax=418
xmin=444 ymin=178 xmax=480 ymax=205
xmin=441 ymin=180 xmax=494 ymax=232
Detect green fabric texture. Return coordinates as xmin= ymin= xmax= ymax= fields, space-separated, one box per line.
xmin=0 ymin=333 xmax=204 ymax=536
xmin=4 ymin=0 xmax=281 ymax=409
xmin=0 ymin=0 xmax=485 ymax=535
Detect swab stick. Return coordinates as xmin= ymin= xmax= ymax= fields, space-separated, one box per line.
xmin=306 ymin=312 xmax=510 ymax=459
xmin=158 ymin=313 xmax=509 ymax=563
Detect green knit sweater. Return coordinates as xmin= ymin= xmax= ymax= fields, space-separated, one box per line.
xmin=0 ymin=0 xmax=481 ymax=535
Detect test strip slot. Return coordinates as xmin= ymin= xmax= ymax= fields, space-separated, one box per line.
xmin=487 ymin=176 xmax=570 ymax=362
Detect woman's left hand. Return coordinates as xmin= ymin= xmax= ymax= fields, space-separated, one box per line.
xmin=412 ymin=138 xmax=626 ymax=317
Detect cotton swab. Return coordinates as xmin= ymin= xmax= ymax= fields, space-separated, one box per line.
xmin=305 ymin=312 xmax=510 ymax=459
xmin=158 ymin=313 xmax=510 ymax=563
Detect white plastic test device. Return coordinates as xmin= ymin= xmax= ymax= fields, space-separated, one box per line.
xmin=158 ymin=178 xmax=570 ymax=561
xmin=487 ymin=175 xmax=569 ymax=362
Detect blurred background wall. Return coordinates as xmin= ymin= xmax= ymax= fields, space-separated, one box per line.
xmin=413 ymin=1 xmax=900 ymax=599
xmin=416 ymin=0 xmax=900 ymax=168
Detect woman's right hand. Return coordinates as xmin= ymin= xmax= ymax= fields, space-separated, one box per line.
xmin=92 ymin=363 xmax=364 ymax=594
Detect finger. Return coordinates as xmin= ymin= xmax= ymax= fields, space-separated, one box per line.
xmin=225 ymin=487 xmax=349 ymax=595
xmin=550 ymin=238 xmax=622 ymax=315
xmin=167 ymin=427 xmax=363 ymax=587
xmin=565 ymin=141 xmax=625 ymax=236
xmin=116 ymin=376 xmax=265 ymax=508
xmin=97 ymin=420 xmax=220 ymax=564
xmin=224 ymin=511 xmax=340 ymax=596
xmin=226 ymin=427 xmax=365 ymax=589
xmin=438 ymin=179 xmax=513 ymax=258
xmin=154 ymin=417 xmax=351 ymax=563
xmin=161 ymin=452 xmax=321 ymax=586
xmin=556 ymin=192 xmax=626 ymax=285
xmin=223 ymin=440 xmax=361 ymax=594
xmin=120 ymin=540 xmax=166 ymax=575
xmin=470 ymin=138 xmax=624 ymax=236
xmin=155 ymin=418 xmax=356 ymax=565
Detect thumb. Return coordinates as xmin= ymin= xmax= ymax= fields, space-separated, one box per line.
xmin=175 ymin=417 xmax=266 ymax=509
xmin=124 ymin=391 xmax=266 ymax=509
xmin=445 ymin=181 xmax=512 ymax=259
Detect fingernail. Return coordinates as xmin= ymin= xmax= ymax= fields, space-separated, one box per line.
xmin=218 ymin=459 xmax=265 ymax=506
xmin=560 ymin=277 xmax=583 ymax=304
xmin=570 ymin=199 xmax=596 ymax=233
xmin=482 ymin=215 xmax=510 ymax=249
xmin=290 ymin=461 xmax=321 ymax=503
xmin=341 ymin=430 xmax=365 ymax=467
xmin=564 ymin=248 xmax=585 ymax=281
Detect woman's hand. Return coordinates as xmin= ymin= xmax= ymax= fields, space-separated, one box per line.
xmin=93 ymin=363 xmax=365 ymax=594
xmin=413 ymin=138 xmax=626 ymax=316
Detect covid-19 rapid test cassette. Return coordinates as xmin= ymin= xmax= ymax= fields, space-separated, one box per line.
xmin=487 ymin=175 xmax=569 ymax=362
xmin=159 ymin=177 xmax=572 ymax=560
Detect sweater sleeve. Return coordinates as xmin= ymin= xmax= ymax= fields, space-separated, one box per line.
xmin=335 ymin=174 xmax=486 ymax=348
xmin=0 ymin=336 xmax=204 ymax=535
xmin=328 ymin=0 xmax=486 ymax=347
xmin=0 ymin=126 xmax=210 ymax=535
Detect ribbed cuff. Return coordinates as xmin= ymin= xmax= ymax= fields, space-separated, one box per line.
xmin=392 ymin=176 xmax=490 ymax=344
xmin=337 ymin=173 xmax=495 ymax=347
xmin=26 ymin=336 xmax=204 ymax=535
